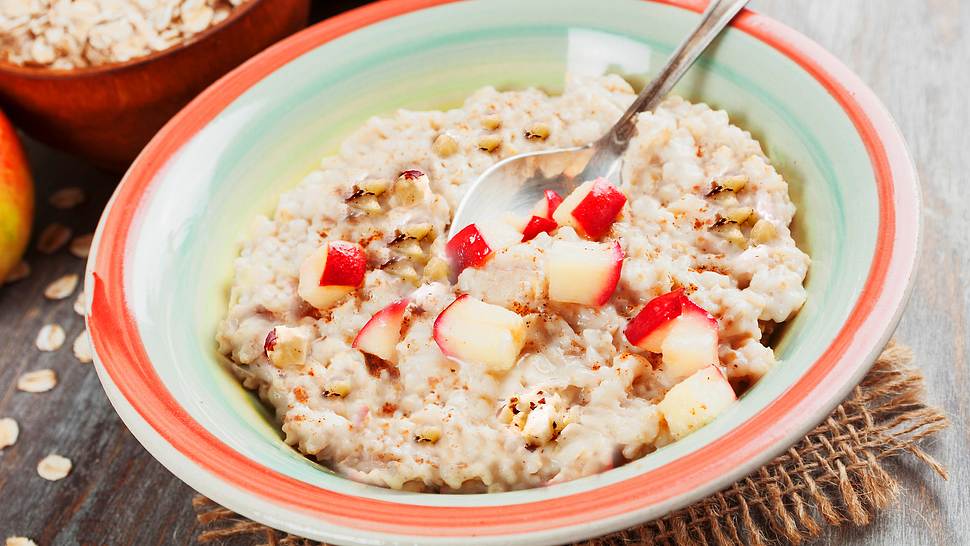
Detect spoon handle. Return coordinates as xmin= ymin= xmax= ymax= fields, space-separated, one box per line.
xmin=602 ymin=0 xmax=749 ymax=150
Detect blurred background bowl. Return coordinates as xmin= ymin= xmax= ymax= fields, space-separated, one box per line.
xmin=0 ymin=0 xmax=311 ymax=172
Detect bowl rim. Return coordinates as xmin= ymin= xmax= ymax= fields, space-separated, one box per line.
xmin=85 ymin=0 xmax=921 ymax=544
xmin=0 ymin=0 xmax=266 ymax=78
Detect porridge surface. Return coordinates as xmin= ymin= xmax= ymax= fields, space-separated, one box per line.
xmin=217 ymin=75 xmax=810 ymax=492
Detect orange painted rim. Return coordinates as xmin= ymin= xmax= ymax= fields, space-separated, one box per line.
xmin=89 ymin=0 xmax=917 ymax=538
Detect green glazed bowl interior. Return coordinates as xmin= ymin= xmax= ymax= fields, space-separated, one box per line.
xmin=91 ymin=0 xmax=914 ymax=537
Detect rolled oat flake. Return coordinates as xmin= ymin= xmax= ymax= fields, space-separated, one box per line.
xmin=74 ymin=290 xmax=87 ymax=316
xmin=73 ymin=330 xmax=93 ymax=363
xmin=70 ymin=233 xmax=94 ymax=258
xmin=2 ymin=261 xmax=30 ymax=284
xmin=49 ymin=187 xmax=85 ymax=209
xmin=17 ymin=369 xmax=57 ymax=393
xmin=6 ymin=537 xmax=39 ymax=546
xmin=44 ymin=274 xmax=79 ymax=300
xmin=37 ymin=223 xmax=72 ymax=254
xmin=37 ymin=454 xmax=72 ymax=481
xmin=0 ymin=418 xmax=19 ymax=449
xmin=36 ymin=324 xmax=66 ymax=351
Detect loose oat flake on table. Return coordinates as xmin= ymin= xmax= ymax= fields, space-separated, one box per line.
xmin=70 ymin=233 xmax=94 ymax=258
xmin=36 ymin=454 xmax=72 ymax=481
xmin=74 ymin=289 xmax=86 ymax=316
xmin=36 ymin=223 xmax=72 ymax=254
xmin=73 ymin=329 xmax=93 ymax=363
xmin=2 ymin=261 xmax=29 ymax=284
xmin=0 ymin=0 xmax=249 ymax=69
xmin=5 ymin=538 xmax=37 ymax=546
xmin=36 ymin=323 xmax=66 ymax=351
xmin=0 ymin=417 xmax=19 ymax=450
xmin=44 ymin=273 xmax=79 ymax=300
xmin=17 ymin=369 xmax=57 ymax=393
xmin=48 ymin=186 xmax=85 ymax=209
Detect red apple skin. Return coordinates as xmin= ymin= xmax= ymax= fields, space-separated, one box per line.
xmin=400 ymin=169 xmax=424 ymax=180
xmin=432 ymin=294 xmax=469 ymax=358
xmin=593 ymin=241 xmax=625 ymax=306
xmin=445 ymin=224 xmax=492 ymax=273
xmin=0 ymin=110 xmax=33 ymax=282
xmin=263 ymin=329 xmax=278 ymax=354
xmin=319 ymin=241 xmax=367 ymax=287
xmin=520 ymin=215 xmax=558 ymax=242
xmin=624 ymin=289 xmax=717 ymax=349
xmin=571 ymin=178 xmax=626 ymax=239
xmin=352 ymin=298 xmax=410 ymax=350
xmin=533 ymin=190 xmax=564 ymax=219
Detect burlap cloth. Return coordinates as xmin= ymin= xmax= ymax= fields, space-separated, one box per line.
xmin=192 ymin=341 xmax=948 ymax=545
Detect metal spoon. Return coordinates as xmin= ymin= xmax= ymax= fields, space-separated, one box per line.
xmin=450 ymin=0 xmax=749 ymax=239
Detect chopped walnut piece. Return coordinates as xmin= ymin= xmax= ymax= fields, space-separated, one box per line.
xmin=323 ymin=380 xmax=351 ymax=397
xmin=414 ymin=426 xmax=441 ymax=443
xmin=710 ymin=219 xmax=747 ymax=248
xmin=750 ymin=219 xmax=777 ymax=244
xmin=432 ymin=133 xmax=459 ymax=157
xmin=481 ymin=115 xmax=502 ymax=130
xmin=265 ymin=326 xmax=308 ymax=368
xmin=477 ymin=135 xmax=502 ymax=152
xmin=720 ymin=175 xmax=748 ymax=192
xmin=525 ymin=122 xmax=550 ymax=140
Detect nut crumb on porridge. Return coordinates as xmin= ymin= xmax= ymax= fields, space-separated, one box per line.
xmin=218 ymin=75 xmax=809 ymax=492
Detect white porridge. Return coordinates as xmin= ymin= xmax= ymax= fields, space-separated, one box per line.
xmin=217 ymin=75 xmax=810 ymax=492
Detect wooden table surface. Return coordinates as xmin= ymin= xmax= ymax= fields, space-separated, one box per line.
xmin=1 ymin=1 xmax=966 ymax=544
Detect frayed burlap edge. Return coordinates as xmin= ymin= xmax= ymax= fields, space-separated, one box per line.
xmin=192 ymin=340 xmax=948 ymax=546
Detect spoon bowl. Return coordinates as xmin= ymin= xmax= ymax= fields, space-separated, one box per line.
xmin=450 ymin=0 xmax=748 ymax=239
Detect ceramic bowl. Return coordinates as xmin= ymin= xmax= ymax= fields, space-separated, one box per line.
xmin=0 ymin=0 xmax=310 ymax=171
xmin=85 ymin=1 xmax=920 ymax=544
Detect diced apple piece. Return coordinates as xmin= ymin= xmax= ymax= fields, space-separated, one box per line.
xmin=660 ymin=310 xmax=719 ymax=379
xmin=445 ymin=220 xmax=522 ymax=274
xmin=552 ymin=177 xmax=626 ymax=240
xmin=657 ymin=365 xmax=736 ymax=440
xmin=545 ymin=240 xmax=624 ymax=306
xmin=624 ymin=289 xmax=688 ymax=352
xmin=352 ymin=298 xmax=410 ymax=361
xmin=298 ymin=241 xmax=367 ymax=309
xmin=433 ymin=295 xmax=526 ymax=372
xmin=521 ymin=215 xmax=558 ymax=242
xmin=264 ymin=326 xmax=308 ymax=368
xmin=624 ymin=289 xmax=719 ymax=379
xmin=531 ymin=189 xmax=564 ymax=220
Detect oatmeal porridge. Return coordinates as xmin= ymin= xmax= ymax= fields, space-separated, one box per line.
xmin=217 ymin=75 xmax=810 ymax=492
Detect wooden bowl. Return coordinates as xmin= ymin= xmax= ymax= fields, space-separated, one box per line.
xmin=0 ymin=0 xmax=310 ymax=172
